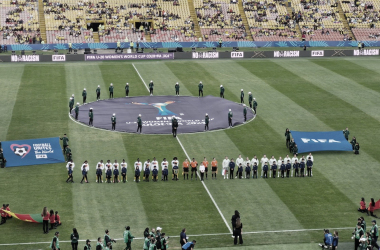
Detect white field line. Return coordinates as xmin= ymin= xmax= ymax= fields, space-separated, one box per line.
xmin=0 ymin=227 xmax=354 ymax=246
xmin=176 ymin=136 xmax=233 ymax=234
xmin=132 ymin=63 xmax=150 ymax=92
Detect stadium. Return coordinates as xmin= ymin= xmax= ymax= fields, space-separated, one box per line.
xmin=1 ymin=0 xmax=380 ymax=249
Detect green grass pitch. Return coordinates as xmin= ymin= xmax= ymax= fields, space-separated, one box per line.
xmin=0 ymin=57 xmax=379 ymax=250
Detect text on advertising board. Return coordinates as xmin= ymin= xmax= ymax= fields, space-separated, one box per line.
xmin=192 ymin=52 xmax=219 ymax=59
xmin=274 ymin=51 xmax=300 ymax=58
xmin=11 ymin=55 xmax=40 ymax=62
xmin=52 ymin=55 xmax=66 ymax=61
xmin=231 ymin=52 xmax=244 ymax=58
xmin=353 ymin=49 xmax=379 ymax=56
xmin=85 ymin=53 xmax=174 ymax=61
xmin=311 ymin=50 xmax=324 ymax=57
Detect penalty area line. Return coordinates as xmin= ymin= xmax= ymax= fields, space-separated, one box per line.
xmin=132 ymin=63 xmax=150 ymax=92
xmin=176 ymin=136 xmax=233 ymax=234
xmin=0 ymin=227 xmax=354 ymax=246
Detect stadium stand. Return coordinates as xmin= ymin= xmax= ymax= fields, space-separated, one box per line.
xmin=243 ymin=0 xmax=300 ymax=41
xmin=0 ymin=0 xmax=41 ymax=44
xmin=195 ymin=0 xmax=250 ymax=41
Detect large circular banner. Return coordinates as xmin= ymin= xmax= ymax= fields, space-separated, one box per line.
xmin=71 ymin=95 xmax=255 ymax=134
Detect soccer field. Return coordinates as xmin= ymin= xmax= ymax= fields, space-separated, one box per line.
xmin=0 ymin=57 xmax=379 ymax=250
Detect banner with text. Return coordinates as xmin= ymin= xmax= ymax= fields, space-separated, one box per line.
xmin=85 ymin=53 xmax=174 ymax=61
xmin=290 ymin=131 xmax=352 ymax=153
xmin=2 ymin=137 xmax=65 ymax=167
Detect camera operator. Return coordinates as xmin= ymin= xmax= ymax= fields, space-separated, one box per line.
xmin=104 ymin=229 xmax=116 ymax=249
xmin=182 ymin=240 xmax=196 ymax=250
xmin=318 ymin=229 xmax=332 ymax=249
xmin=160 ymin=233 xmax=169 ymax=250
xmin=371 ymin=220 xmax=379 ymax=249
xmin=149 ymin=236 xmax=157 ymax=250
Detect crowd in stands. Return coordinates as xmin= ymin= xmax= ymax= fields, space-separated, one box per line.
xmin=0 ymin=0 xmax=41 ymax=44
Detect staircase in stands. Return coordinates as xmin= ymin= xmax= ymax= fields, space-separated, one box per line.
xmin=285 ymin=5 xmax=302 ymax=40
xmin=145 ymin=32 xmax=152 ymax=42
xmin=38 ymin=0 xmax=47 ymax=43
xmin=237 ymin=1 xmax=253 ymax=41
xmin=93 ymin=32 xmax=100 ymax=43
xmin=337 ymin=2 xmax=356 ymax=40
xmin=187 ymin=0 xmax=202 ymax=40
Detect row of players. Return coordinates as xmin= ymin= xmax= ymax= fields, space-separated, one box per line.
xmin=64 ymin=153 xmax=315 ymax=183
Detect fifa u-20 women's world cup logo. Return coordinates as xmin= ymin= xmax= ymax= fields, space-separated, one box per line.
xmin=132 ymin=101 xmax=176 ymax=116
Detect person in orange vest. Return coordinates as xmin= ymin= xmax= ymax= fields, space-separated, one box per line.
xmin=55 ymin=211 xmax=61 ymax=227
xmin=182 ymin=158 xmax=189 ymax=180
xmin=202 ymin=157 xmax=209 ymax=180
xmin=211 ymin=158 xmax=218 ymax=179
xmin=49 ymin=209 xmax=56 ymax=230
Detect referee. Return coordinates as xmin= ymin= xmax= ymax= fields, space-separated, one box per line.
xmin=190 ymin=158 xmax=198 ymax=180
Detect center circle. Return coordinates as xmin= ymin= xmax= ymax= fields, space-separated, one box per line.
xmin=72 ymin=95 xmax=255 ymax=134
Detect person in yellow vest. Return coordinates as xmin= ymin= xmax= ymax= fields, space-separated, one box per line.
xmin=124 ymin=36 xmax=128 ymax=43
xmin=219 ymin=38 xmax=222 ymax=48
xmin=130 ymin=41 xmax=134 ymax=52
xmin=68 ymin=42 xmax=72 ymax=53
xmin=116 ymin=40 xmax=121 ymax=52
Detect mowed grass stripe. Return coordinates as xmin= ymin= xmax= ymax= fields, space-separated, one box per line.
xmin=275 ymin=59 xmax=380 ymax=122
xmin=312 ymin=58 xmax=380 ymax=94
xmin=0 ymin=65 xmax=24 ymax=140
xmin=99 ymin=62 xmax=148 ymax=98
xmin=65 ymin=63 xmax=150 ymax=239
xmin=132 ymin=62 xmax=193 ymax=96
xmin=1 ymin=64 xmax=73 ymax=244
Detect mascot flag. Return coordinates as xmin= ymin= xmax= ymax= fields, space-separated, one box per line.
xmin=2 ymin=210 xmax=43 ymax=223
xmin=290 ymin=130 xmax=353 ymax=153
xmin=2 ymin=137 xmax=65 ymax=167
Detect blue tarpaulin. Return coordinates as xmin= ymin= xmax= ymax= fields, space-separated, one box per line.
xmin=2 ymin=137 xmax=65 ymax=167
xmin=290 ymin=131 xmax=353 ymax=153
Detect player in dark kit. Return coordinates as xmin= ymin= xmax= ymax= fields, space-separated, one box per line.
xmin=88 ymin=108 xmax=93 ymax=126
xmin=149 ymin=80 xmax=154 ymax=96
xmin=172 ymin=116 xmax=178 ymax=137
xmin=109 ymin=83 xmax=114 ymax=99
xmin=263 ymin=162 xmax=268 ymax=178
xmin=137 ymin=114 xmax=142 ymax=133
xmin=125 ymin=83 xmax=130 ymax=97
xmin=96 ymin=165 xmax=102 ymax=183
xmin=271 ymin=162 xmax=277 ymax=178
xmin=205 ymin=113 xmax=209 ymax=131
xmin=252 ymin=162 xmax=258 ymax=179
xmin=245 ymin=163 xmax=251 ymax=179
xmin=293 ymin=159 xmax=299 ymax=177
xmin=240 ymin=89 xmax=244 ymax=103
xmin=229 ymin=158 xmax=235 ymax=179
xmin=82 ymin=88 xmax=87 ymax=104
xmin=111 ymin=114 xmax=116 ymax=131
xmin=60 ymin=134 xmax=69 ymax=153
xmin=306 ymin=157 xmax=313 ymax=177
xmin=220 ymin=85 xmax=225 ymax=98
xmin=198 ymin=81 xmax=203 ymax=97
xmin=96 ymin=85 xmax=101 ymax=101
xmin=286 ymin=160 xmax=291 ymax=177
xmin=74 ymin=103 xmax=79 ymax=120
xmin=299 ymin=159 xmax=305 ymax=177
xmin=66 ymin=163 xmax=74 ymax=183
xmin=228 ymin=109 xmax=233 ymax=128
xmin=175 ymin=82 xmax=180 ymax=96
xmin=280 ymin=161 xmax=285 ymax=178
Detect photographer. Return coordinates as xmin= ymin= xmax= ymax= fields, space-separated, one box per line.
xmin=370 ymin=220 xmax=379 ymax=250
xmin=149 ymin=237 xmax=157 ymax=250
xmin=160 ymin=233 xmax=169 ymax=250
xmin=143 ymin=234 xmax=151 ymax=250
xmin=123 ymin=226 xmax=134 ymax=250
xmin=182 ymin=240 xmax=196 ymax=250
xmin=104 ymin=229 xmax=116 ymax=249
xmin=318 ymin=229 xmax=332 ymax=249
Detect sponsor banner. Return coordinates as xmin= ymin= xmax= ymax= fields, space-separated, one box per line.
xmin=231 ymin=52 xmax=244 ymax=58
xmin=290 ymin=131 xmax=352 ymax=153
xmin=74 ymin=96 xmax=254 ymax=134
xmin=52 ymin=55 xmax=66 ymax=61
xmin=85 ymin=53 xmax=174 ymax=61
xmin=192 ymin=52 xmax=219 ymax=59
xmin=353 ymin=49 xmax=379 ymax=56
xmin=11 ymin=55 xmax=40 ymax=62
xmin=311 ymin=50 xmax=324 ymax=57
xmin=2 ymin=137 xmax=66 ymax=167
xmin=274 ymin=51 xmax=299 ymax=58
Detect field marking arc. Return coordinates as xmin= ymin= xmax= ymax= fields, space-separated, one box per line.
xmin=0 ymin=227 xmax=354 ymax=246
xmin=176 ymin=136 xmax=233 ymax=234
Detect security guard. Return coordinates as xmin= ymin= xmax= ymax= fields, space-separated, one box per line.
xmin=109 ymin=83 xmax=114 ymax=99
xmin=75 ymin=102 xmax=79 ymax=120
xmin=111 ymin=113 xmax=116 ymax=131
xmin=116 ymin=40 xmax=121 ymax=52
xmin=204 ymin=113 xmax=209 ymax=131
xmin=198 ymin=81 xmax=203 ymax=97
xmin=82 ymin=88 xmax=87 ymax=104
xmin=96 ymin=85 xmax=101 ymax=101
xmin=68 ymin=42 xmax=72 ymax=53
xmin=240 ymin=89 xmax=244 ymax=103
xmin=175 ymin=82 xmax=180 ymax=96
xmin=137 ymin=114 xmax=142 ymax=133
xmin=219 ymin=38 xmax=223 ymax=47
xmin=69 ymin=97 xmax=74 ymax=113
xmin=220 ymin=85 xmax=225 ymax=98
xmin=172 ymin=116 xmax=178 ymax=137
xmin=125 ymin=83 xmax=130 ymax=97
xmin=130 ymin=41 xmax=134 ymax=52
xmin=228 ymin=109 xmax=233 ymax=128
xmin=253 ymin=98 xmax=257 ymax=115
xmin=149 ymin=81 xmax=154 ymax=96
xmin=248 ymin=92 xmax=253 ymax=108
xmin=88 ymin=108 xmax=93 ymax=126
xmin=243 ymin=104 xmax=247 ymax=122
